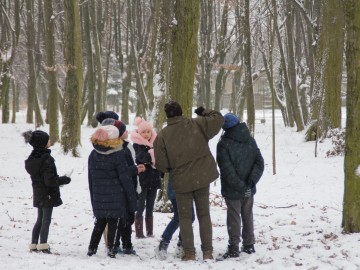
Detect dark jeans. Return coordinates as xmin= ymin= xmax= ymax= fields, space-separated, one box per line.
xmin=89 ymin=217 xmax=123 ymax=250
xmin=176 ymin=185 xmax=213 ymax=254
xmin=31 ymin=207 xmax=53 ymax=244
xmin=162 ymin=198 xmax=195 ymax=243
xmin=136 ymin=187 xmax=157 ymax=218
xmin=114 ymin=213 xmax=134 ymax=249
xmin=225 ymin=196 xmax=255 ymax=247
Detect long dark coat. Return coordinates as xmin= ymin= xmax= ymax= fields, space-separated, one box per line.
xmin=88 ymin=138 xmax=138 ymax=219
xmin=216 ymin=122 xmax=264 ymax=199
xmin=25 ymin=148 xmax=69 ymax=208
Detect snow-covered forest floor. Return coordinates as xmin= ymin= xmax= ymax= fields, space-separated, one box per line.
xmin=0 ymin=109 xmax=357 ymax=270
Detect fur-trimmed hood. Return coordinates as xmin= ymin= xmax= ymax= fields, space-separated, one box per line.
xmin=91 ymin=137 xmax=124 ymax=154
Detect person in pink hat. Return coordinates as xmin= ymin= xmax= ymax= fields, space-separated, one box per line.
xmin=131 ymin=117 xmax=162 ymax=238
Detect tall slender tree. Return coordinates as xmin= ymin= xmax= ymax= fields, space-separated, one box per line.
xmin=61 ymin=0 xmax=83 ymax=156
xmin=169 ymin=0 xmax=200 ymax=117
xmin=343 ymin=0 xmax=360 ymax=233
xmin=44 ymin=0 xmax=59 ymax=144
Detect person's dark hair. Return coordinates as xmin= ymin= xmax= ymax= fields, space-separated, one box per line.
xmin=164 ymin=100 xmax=183 ymax=118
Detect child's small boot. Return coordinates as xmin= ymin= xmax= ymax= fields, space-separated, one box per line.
xmin=29 ymin=243 xmax=38 ymax=253
xmin=37 ymin=243 xmax=51 ymax=254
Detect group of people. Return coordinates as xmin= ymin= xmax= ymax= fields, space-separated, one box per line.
xmin=23 ymin=100 xmax=264 ymax=262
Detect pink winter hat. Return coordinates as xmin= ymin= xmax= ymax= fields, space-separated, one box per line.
xmin=134 ymin=117 xmax=153 ymax=133
xmin=92 ymin=125 xmax=119 ymax=141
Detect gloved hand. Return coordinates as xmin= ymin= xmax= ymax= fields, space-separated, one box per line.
xmin=194 ymin=106 xmax=205 ymax=116
xmin=59 ymin=176 xmax=71 ymax=185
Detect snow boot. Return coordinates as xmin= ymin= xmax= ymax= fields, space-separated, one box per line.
xmin=181 ymin=251 xmax=196 ymax=261
xmin=87 ymin=245 xmax=97 ymax=256
xmin=216 ymin=245 xmax=239 ymax=261
xmin=145 ymin=216 xmax=153 ymax=237
xmin=135 ymin=216 xmax=145 ymax=238
xmin=155 ymin=239 xmax=169 ymax=260
xmin=203 ymin=250 xmax=213 ymax=260
xmin=123 ymin=245 xmax=136 ymax=255
xmin=37 ymin=243 xmax=51 ymax=254
xmin=29 ymin=243 xmax=38 ymax=253
xmin=241 ymin=244 xmax=255 ymax=254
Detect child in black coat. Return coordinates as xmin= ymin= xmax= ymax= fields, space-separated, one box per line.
xmin=131 ymin=117 xmax=162 ymax=238
xmin=22 ymin=130 xmax=71 ymax=254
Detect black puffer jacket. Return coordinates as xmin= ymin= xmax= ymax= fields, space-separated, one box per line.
xmin=216 ymin=123 xmax=264 ymax=199
xmin=133 ymin=143 xmax=161 ymax=190
xmin=25 ymin=148 xmax=70 ymax=208
xmin=88 ymin=139 xmax=138 ymax=219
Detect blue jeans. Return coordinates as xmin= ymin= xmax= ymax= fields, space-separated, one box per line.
xmin=161 ymin=198 xmax=195 ymax=243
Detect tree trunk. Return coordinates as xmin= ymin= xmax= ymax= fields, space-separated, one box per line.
xmin=83 ymin=1 xmax=95 ymax=126
xmin=243 ymin=0 xmax=255 ymax=134
xmin=342 ymin=0 xmax=360 ymax=233
xmin=44 ymin=0 xmax=59 ymax=144
xmin=61 ymin=0 xmax=83 ymax=156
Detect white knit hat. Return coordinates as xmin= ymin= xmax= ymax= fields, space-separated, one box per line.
xmin=92 ymin=125 xmax=119 ymax=141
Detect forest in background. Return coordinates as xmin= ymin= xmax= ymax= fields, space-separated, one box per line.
xmin=0 ymin=0 xmax=359 ymax=232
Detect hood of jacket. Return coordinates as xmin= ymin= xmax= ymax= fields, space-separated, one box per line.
xmin=222 ymin=122 xmax=250 ymax=144
xmin=91 ymin=137 xmax=124 ymax=155
xmin=25 ymin=148 xmax=51 ymax=176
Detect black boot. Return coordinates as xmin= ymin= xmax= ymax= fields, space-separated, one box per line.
xmin=123 ymin=245 xmax=136 ymax=255
xmin=216 ymin=245 xmax=239 ymax=261
xmin=155 ymin=239 xmax=169 ymax=260
xmin=87 ymin=246 xmax=97 ymax=256
xmin=107 ymin=248 xmax=116 ymax=258
xmin=241 ymin=244 xmax=255 ymax=254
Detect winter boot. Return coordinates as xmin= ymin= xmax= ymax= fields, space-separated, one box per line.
xmin=37 ymin=243 xmax=51 ymax=254
xmin=145 ymin=216 xmax=153 ymax=237
xmin=123 ymin=245 xmax=136 ymax=255
xmin=87 ymin=245 xmax=97 ymax=256
xmin=155 ymin=239 xmax=169 ymax=260
xmin=217 ymin=245 xmax=240 ymax=261
xmin=107 ymin=247 xmax=116 ymax=258
xmin=203 ymin=250 xmax=213 ymax=260
xmin=241 ymin=244 xmax=255 ymax=254
xmin=29 ymin=243 xmax=38 ymax=253
xmin=135 ymin=216 xmax=145 ymax=238
xmin=181 ymin=251 xmax=196 ymax=261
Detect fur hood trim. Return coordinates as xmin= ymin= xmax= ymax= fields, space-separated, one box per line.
xmin=90 ymin=137 xmax=123 ymax=148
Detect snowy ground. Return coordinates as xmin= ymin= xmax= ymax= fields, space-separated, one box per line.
xmin=0 ymin=109 xmax=358 ymax=270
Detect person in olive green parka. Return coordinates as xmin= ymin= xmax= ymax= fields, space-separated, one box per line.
xmin=153 ymin=101 xmax=224 ymax=261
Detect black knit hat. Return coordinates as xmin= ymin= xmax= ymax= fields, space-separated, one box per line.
xmin=22 ymin=130 xmax=49 ymax=149
xmin=95 ymin=111 xmax=119 ymax=123
xmin=164 ymin=100 xmax=183 ymax=118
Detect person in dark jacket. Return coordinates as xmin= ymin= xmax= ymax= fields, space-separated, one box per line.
xmin=154 ymin=101 xmax=224 ymax=261
xmin=131 ymin=117 xmax=161 ymax=238
xmin=216 ymin=113 xmax=264 ymax=260
xmin=87 ymin=125 xmax=145 ymax=258
xmin=22 ymin=130 xmax=71 ymax=254
xmin=101 ymin=117 xmax=138 ymax=254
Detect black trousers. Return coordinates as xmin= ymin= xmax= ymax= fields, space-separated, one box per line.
xmin=89 ymin=217 xmax=123 ymax=250
xmin=31 ymin=207 xmax=53 ymax=244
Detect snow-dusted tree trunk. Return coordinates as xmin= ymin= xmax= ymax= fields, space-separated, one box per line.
xmin=243 ymin=0 xmax=255 ymax=134
xmin=61 ymin=0 xmax=83 ymax=156
xmin=83 ymin=1 xmax=95 ymax=127
xmin=343 ymin=0 xmax=360 ymax=233
xmin=44 ymin=0 xmax=59 ymax=143
xmin=169 ymin=0 xmax=200 ymax=117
